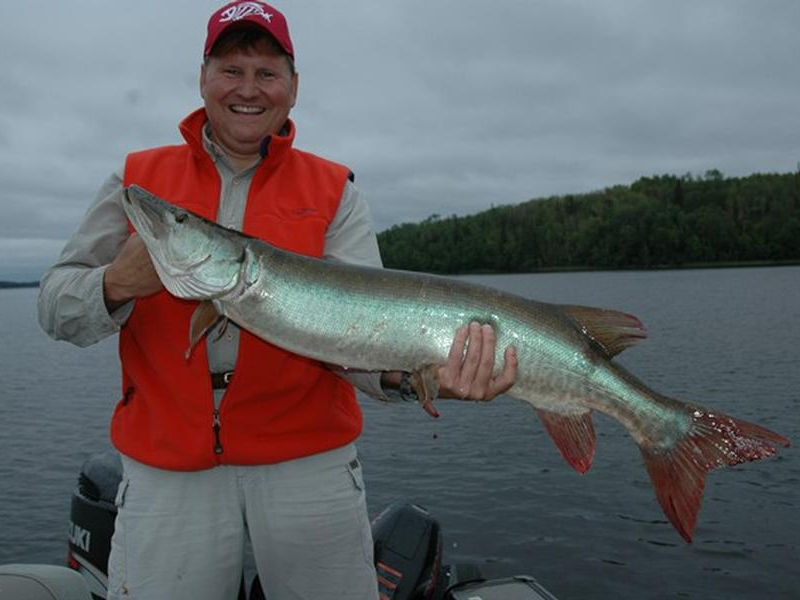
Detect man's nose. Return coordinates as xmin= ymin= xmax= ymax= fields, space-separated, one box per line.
xmin=236 ymin=73 xmax=258 ymax=97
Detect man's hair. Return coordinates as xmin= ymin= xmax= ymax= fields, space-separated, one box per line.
xmin=205 ymin=24 xmax=296 ymax=75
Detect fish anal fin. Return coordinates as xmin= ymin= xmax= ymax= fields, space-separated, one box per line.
xmin=561 ymin=305 xmax=647 ymax=357
xmin=186 ymin=301 xmax=224 ymax=360
xmin=536 ymin=408 xmax=596 ymax=473
xmin=640 ymin=407 xmax=790 ymax=543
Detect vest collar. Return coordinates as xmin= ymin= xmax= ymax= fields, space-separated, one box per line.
xmin=179 ymin=108 xmax=296 ymax=169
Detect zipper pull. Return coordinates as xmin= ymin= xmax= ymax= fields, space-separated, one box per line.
xmin=212 ymin=409 xmax=224 ymax=455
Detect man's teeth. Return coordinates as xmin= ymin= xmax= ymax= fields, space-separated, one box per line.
xmin=231 ymin=105 xmax=264 ymax=114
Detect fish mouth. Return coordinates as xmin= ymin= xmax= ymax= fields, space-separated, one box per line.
xmin=124 ymin=185 xmax=200 ymax=270
xmin=123 ymin=185 xmax=172 ymax=242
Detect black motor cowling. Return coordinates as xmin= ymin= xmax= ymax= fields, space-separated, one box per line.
xmin=67 ymin=451 xmax=121 ymax=599
xmin=372 ymin=502 xmax=445 ymax=600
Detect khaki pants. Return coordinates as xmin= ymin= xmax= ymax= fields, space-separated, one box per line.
xmin=108 ymin=444 xmax=378 ymax=600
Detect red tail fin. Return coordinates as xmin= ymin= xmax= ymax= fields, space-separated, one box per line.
xmin=640 ymin=408 xmax=790 ymax=543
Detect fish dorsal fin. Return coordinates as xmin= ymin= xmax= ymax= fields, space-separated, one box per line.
xmin=561 ymin=305 xmax=647 ymax=358
xmin=185 ymin=301 xmax=224 ymax=359
xmin=536 ymin=408 xmax=596 ymax=474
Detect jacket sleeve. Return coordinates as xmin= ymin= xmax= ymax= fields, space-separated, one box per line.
xmin=324 ymin=180 xmax=383 ymax=268
xmin=37 ymin=170 xmax=135 ymax=347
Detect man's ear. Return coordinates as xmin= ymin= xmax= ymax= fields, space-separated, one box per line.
xmin=290 ymin=72 xmax=299 ymax=108
xmin=199 ymin=63 xmax=207 ymax=100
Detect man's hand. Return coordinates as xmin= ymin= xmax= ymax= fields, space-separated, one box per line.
xmin=103 ymin=233 xmax=163 ymax=312
xmin=437 ymin=321 xmax=517 ymax=401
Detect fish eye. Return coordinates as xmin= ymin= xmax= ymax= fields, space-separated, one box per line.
xmin=175 ymin=212 xmax=187 ymax=223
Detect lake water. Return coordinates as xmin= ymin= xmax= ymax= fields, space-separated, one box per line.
xmin=1 ymin=267 xmax=798 ymax=599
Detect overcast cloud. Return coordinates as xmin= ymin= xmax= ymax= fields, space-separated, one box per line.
xmin=1 ymin=0 xmax=798 ymax=279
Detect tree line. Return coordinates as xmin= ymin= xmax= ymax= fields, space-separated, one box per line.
xmin=377 ymin=170 xmax=800 ymax=273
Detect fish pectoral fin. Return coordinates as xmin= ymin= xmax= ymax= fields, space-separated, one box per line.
xmin=561 ymin=305 xmax=648 ymax=357
xmin=411 ymin=365 xmax=441 ymax=418
xmin=535 ymin=408 xmax=596 ymax=474
xmin=185 ymin=301 xmax=224 ymax=360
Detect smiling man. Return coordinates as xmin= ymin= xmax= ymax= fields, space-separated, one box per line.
xmin=38 ymin=2 xmax=516 ymax=599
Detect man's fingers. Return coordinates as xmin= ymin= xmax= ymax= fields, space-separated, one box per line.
xmin=436 ymin=322 xmax=518 ymax=403
xmin=446 ymin=325 xmax=469 ymax=366
xmin=470 ymin=324 xmax=497 ymax=398
xmin=486 ymin=346 xmax=518 ymax=398
xmin=438 ymin=325 xmax=468 ymax=393
xmin=456 ymin=322 xmax=483 ymax=396
xmin=105 ymin=234 xmax=164 ymax=305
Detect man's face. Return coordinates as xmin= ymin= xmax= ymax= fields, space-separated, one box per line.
xmin=200 ymin=43 xmax=298 ymax=160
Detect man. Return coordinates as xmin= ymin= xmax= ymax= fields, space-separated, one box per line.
xmin=38 ymin=2 xmax=517 ymax=599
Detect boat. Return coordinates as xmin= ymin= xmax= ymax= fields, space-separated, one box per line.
xmin=1 ymin=451 xmax=559 ymax=599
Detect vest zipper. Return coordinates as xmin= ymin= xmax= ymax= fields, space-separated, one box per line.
xmin=212 ymin=408 xmax=224 ymax=455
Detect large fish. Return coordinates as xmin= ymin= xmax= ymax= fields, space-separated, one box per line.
xmin=123 ymin=184 xmax=789 ymax=542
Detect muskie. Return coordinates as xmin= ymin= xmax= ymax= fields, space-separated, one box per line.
xmin=123 ymin=184 xmax=789 ymax=542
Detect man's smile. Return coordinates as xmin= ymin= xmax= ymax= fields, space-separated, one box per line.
xmin=230 ymin=104 xmax=266 ymax=115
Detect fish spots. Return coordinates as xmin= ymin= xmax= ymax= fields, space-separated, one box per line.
xmin=521 ymin=360 xmax=598 ymax=405
xmin=369 ymin=319 xmax=391 ymax=345
xmin=342 ymin=323 xmax=361 ymax=339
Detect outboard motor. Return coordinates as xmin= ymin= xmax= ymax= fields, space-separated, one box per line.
xmin=371 ymin=502 xmax=445 ymax=600
xmin=67 ymin=451 xmax=120 ymax=600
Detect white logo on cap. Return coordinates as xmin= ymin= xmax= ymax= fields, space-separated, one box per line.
xmin=220 ymin=2 xmax=273 ymax=24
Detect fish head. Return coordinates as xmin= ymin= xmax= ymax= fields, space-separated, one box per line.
xmin=123 ymin=185 xmax=247 ymax=300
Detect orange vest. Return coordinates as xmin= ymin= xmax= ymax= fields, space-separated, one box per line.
xmin=110 ymin=108 xmax=361 ymax=471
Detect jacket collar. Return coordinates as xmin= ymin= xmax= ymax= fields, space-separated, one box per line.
xmin=179 ymin=108 xmax=296 ymax=168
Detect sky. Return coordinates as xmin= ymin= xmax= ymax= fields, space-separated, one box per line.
xmin=1 ymin=0 xmax=798 ymax=280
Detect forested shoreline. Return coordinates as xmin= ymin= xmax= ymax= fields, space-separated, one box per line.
xmin=377 ymin=170 xmax=800 ymax=274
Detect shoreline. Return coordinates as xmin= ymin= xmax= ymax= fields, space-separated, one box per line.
xmin=410 ymin=259 xmax=800 ymax=276
xmin=2 ymin=260 xmax=799 ymax=287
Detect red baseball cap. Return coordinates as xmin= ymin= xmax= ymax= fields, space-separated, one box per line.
xmin=204 ymin=1 xmax=294 ymax=59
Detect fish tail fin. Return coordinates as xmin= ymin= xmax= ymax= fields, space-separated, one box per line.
xmin=536 ymin=409 xmax=596 ymax=473
xmin=640 ymin=407 xmax=790 ymax=543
